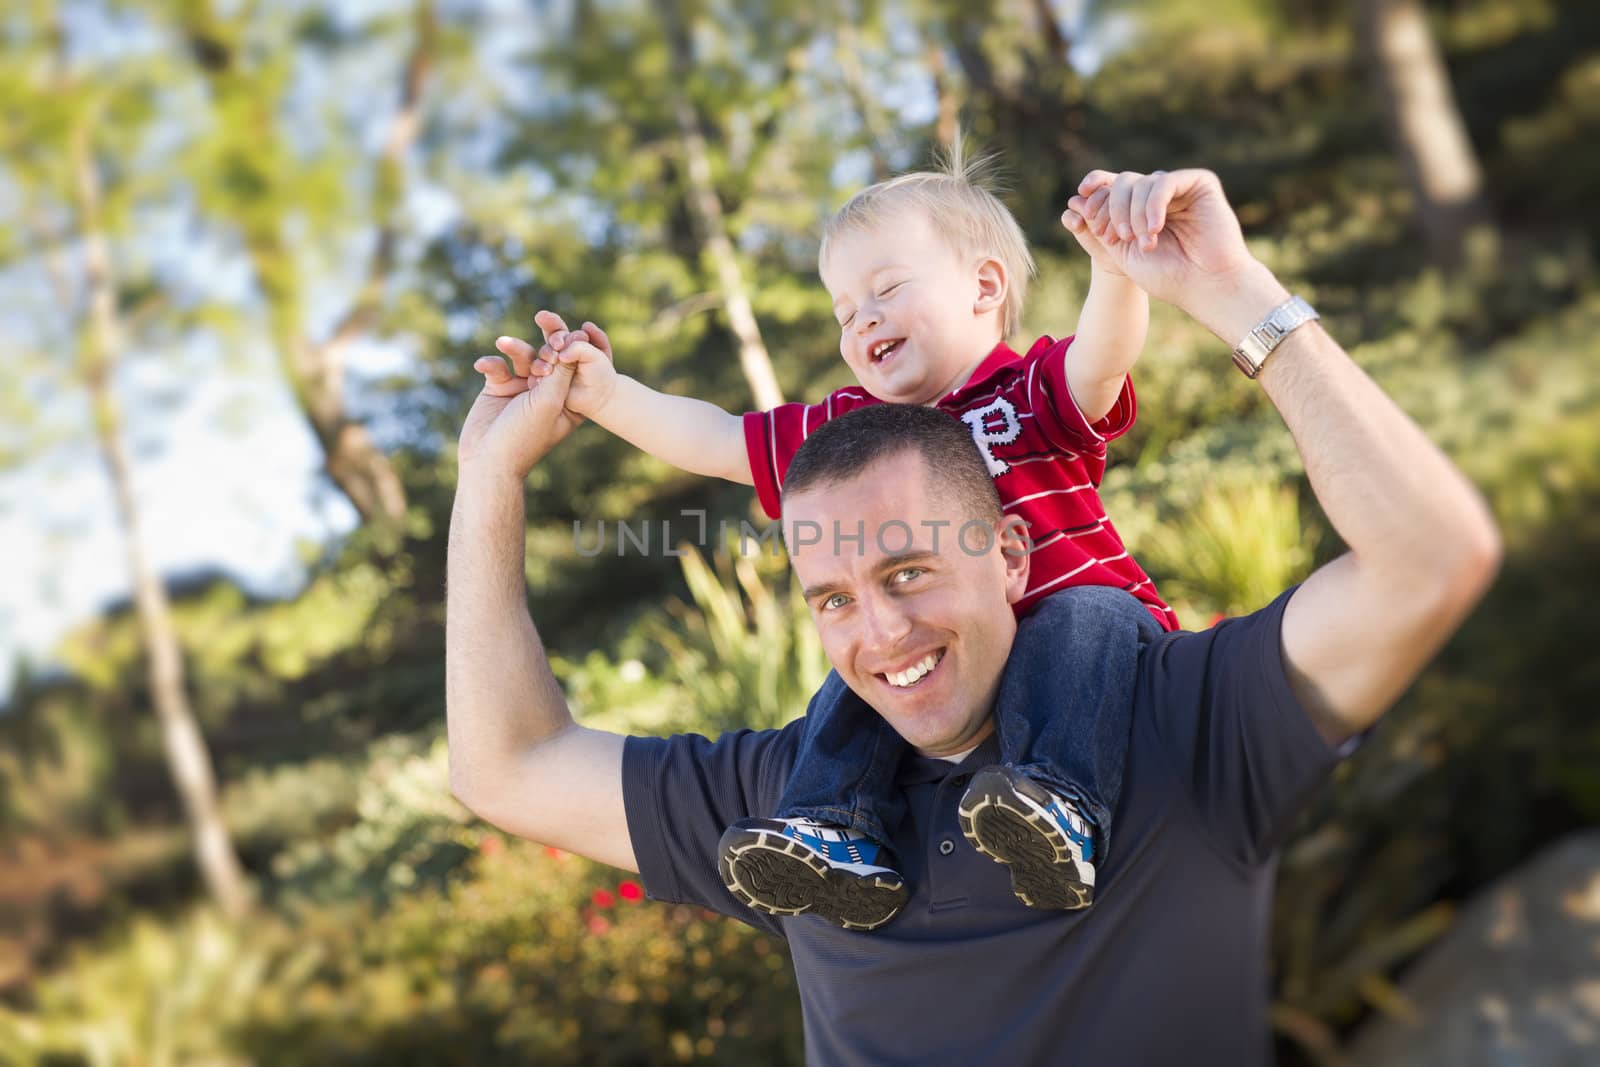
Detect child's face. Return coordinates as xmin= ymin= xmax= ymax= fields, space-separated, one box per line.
xmin=821 ymin=208 xmax=1005 ymax=405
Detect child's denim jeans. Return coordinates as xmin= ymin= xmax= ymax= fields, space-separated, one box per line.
xmin=775 ymin=585 xmax=1163 ymax=856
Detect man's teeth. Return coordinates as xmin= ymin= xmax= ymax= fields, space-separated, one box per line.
xmin=886 ymin=651 xmax=941 ymax=688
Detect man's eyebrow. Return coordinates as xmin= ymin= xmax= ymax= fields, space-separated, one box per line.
xmin=800 ymin=550 xmax=938 ymax=601
xmin=876 ymin=549 xmax=939 ymax=574
xmin=801 ymin=580 xmax=834 ymax=601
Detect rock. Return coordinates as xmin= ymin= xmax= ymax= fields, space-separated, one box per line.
xmin=1345 ymin=829 xmax=1600 ymax=1066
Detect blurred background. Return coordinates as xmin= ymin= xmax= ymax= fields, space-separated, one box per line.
xmin=1 ymin=0 xmax=1596 ymax=1063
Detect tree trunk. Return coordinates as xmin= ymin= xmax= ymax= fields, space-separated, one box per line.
xmin=1358 ymin=0 xmax=1498 ymax=270
xmin=1029 ymin=0 xmax=1072 ymax=69
xmin=71 ymin=109 xmax=253 ymax=921
xmin=181 ymin=0 xmax=427 ymax=540
xmin=659 ymin=4 xmax=786 ymax=411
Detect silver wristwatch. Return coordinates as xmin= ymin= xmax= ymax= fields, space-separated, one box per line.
xmin=1231 ymin=295 xmax=1319 ymax=379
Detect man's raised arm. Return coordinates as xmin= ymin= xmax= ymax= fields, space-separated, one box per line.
xmin=1065 ymin=170 xmax=1501 ymax=745
xmin=446 ymin=333 xmax=636 ymax=872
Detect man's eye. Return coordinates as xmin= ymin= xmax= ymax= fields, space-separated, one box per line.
xmin=822 ymin=593 xmax=850 ymax=611
xmin=891 ymin=567 xmax=924 ymax=585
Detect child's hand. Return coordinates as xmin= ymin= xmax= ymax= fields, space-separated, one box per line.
xmin=1061 ymin=188 xmax=1128 ymax=278
xmin=501 ymin=310 xmax=618 ymax=421
xmin=1062 ymin=169 xmax=1256 ymax=310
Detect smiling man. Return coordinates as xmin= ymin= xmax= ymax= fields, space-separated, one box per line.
xmin=446 ymin=168 xmax=1501 ymax=1064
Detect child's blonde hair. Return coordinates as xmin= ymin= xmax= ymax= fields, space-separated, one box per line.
xmin=819 ymin=135 xmax=1036 ymax=340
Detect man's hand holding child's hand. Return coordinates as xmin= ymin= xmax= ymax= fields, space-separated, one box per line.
xmin=1060 ymin=171 xmax=1132 ymax=278
xmin=497 ymin=309 xmax=617 ymax=422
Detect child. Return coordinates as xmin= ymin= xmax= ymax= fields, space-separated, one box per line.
xmin=503 ymin=150 xmax=1177 ymax=931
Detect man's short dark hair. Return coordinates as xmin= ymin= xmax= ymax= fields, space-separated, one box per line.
xmin=781 ymin=404 xmax=1003 ymax=523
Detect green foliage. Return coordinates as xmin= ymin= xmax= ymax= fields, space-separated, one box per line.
xmin=0 ymin=908 xmax=279 ymax=1067
xmin=0 ymin=846 xmax=803 ymax=1066
xmin=556 ymin=541 xmax=829 ymax=738
xmin=650 ymin=544 xmax=830 ymax=734
xmin=266 ymin=734 xmax=473 ymax=910
xmin=0 ymin=697 xmax=115 ymax=837
xmin=1138 ymin=481 xmax=1319 ymax=622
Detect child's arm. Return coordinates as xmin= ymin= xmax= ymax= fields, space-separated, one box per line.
xmin=503 ymin=311 xmax=754 ymax=486
xmin=1062 ymin=202 xmax=1151 ymax=424
xmin=1068 ymin=265 xmax=1149 ymax=423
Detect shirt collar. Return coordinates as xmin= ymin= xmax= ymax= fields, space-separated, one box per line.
xmin=896 ymin=731 xmax=1002 ymax=785
xmin=943 ymin=336 xmax=1054 ymax=400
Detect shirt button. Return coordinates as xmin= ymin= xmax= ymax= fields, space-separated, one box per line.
xmin=938 ymin=839 xmax=956 ymax=856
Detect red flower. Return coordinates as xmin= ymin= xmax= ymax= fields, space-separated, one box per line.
xmin=618 ymin=880 xmax=644 ymax=903
xmin=587 ymin=914 xmax=610 ymax=936
xmin=591 ymin=888 xmax=616 ymax=909
xmin=544 ymin=846 xmax=565 ymax=860
xmin=1209 ymin=612 xmax=1227 ymax=628
xmin=478 ymin=836 xmax=504 ymax=858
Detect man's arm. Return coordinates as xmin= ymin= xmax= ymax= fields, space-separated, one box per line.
xmin=1204 ymin=266 xmax=1500 ymax=745
xmin=1067 ymin=169 xmax=1501 ymax=747
xmin=447 ymin=354 xmax=638 ymax=871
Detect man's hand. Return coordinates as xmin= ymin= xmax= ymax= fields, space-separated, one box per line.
xmin=1062 ymin=169 xmax=1266 ymax=334
xmin=459 ymin=328 xmax=580 ymax=483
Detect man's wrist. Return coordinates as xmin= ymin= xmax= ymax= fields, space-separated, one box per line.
xmin=455 ymin=462 xmax=527 ymax=498
xmin=1179 ymin=259 xmax=1292 ymax=347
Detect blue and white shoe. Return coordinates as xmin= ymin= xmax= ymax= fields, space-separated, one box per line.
xmin=717 ymin=816 xmax=907 ymax=931
xmin=958 ymin=766 xmax=1097 ymax=910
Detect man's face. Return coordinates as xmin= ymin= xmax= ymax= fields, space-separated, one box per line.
xmin=785 ymin=450 xmax=1030 ymax=757
xmin=821 ymin=207 xmax=1006 ymax=405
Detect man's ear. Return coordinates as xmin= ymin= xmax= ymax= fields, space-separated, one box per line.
xmin=997 ymin=514 xmax=1032 ymax=604
xmin=974 ymin=255 xmax=1007 ymax=317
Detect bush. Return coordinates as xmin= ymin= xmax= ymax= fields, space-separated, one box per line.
xmin=0 ymin=845 xmax=804 ymax=1066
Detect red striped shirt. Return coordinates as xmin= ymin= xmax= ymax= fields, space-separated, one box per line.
xmin=742 ymin=336 xmax=1178 ymax=630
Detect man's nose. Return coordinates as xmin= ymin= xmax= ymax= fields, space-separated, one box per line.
xmin=858 ymin=591 xmax=913 ymax=652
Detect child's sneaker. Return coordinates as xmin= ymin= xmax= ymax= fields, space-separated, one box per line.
xmin=717 ymin=816 xmax=907 ymax=931
xmin=957 ymin=766 xmax=1097 ymax=910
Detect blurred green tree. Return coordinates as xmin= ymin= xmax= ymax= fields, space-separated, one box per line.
xmin=175 ymin=0 xmax=440 ymax=548
xmin=0 ymin=3 xmax=252 ymax=917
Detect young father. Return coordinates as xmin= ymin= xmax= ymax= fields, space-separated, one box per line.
xmin=446 ymin=169 xmax=1501 ymax=1064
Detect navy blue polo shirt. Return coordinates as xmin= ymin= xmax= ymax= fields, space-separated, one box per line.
xmin=622 ymin=589 xmax=1344 ymax=1065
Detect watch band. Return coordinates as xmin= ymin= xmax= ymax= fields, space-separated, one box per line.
xmin=1231 ymin=295 xmax=1319 ymax=379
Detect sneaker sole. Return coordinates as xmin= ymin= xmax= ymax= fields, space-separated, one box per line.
xmin=958 ymin=768 xmax=1092 ymax=910
xmin=717 ymin=822 xmax=907 ymax=931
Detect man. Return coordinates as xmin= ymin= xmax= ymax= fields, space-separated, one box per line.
xmin=447 ymin=169 xmax=1501 ymax=1064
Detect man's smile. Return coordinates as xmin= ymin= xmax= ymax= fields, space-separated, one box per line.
xmin=877 ymin=648 xmax=947 ymax=689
